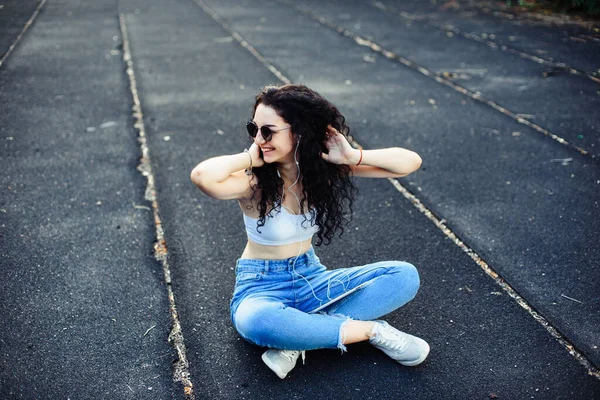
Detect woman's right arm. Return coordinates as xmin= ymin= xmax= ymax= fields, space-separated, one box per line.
xmin=190 ymin=143 xmax=263 ymax=200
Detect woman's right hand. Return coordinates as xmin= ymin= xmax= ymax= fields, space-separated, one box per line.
xmin=248 ymin=142 xmax=265 ymax=168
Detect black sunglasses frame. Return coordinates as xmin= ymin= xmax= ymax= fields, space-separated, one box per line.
xmin=246 ymin=121 xmax=290 ymax=142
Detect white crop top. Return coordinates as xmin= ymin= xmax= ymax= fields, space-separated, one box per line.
xmin=243 ymin=206 xmax=319 ymax=246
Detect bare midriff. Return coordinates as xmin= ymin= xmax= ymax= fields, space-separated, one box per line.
xmin=240 ymin=237 xmax=313 ymax=260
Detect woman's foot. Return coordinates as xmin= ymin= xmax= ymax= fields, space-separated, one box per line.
xmin=261 ymin=349 xmax=306 ymax=379
xmin=368 ymin=320 xmax=429 ymax=366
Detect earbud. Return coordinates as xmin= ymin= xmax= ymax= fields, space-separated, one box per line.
xmin=295 ymin=136 xmax=301 ymax=165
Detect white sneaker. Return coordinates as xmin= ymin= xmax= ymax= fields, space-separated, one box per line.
xmin=261 ymin=349 xmax=306 ymax=379
xmin=368 ymin=320 xmax=429 ymax=366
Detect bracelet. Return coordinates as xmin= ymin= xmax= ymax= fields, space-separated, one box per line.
xmin=356 ymin=148 xmax=363 ymax=166
xmin=243 ymin=149 xmax=253 ymax=176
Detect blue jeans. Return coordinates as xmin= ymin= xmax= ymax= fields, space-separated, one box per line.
xmin=229 ymin=247 xmax=420 ymax=352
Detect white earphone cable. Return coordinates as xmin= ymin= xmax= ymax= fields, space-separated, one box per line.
xmin=284 ymin=137 xmax=324 ymax=303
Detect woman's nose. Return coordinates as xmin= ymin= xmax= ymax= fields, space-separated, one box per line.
xmin=254 ymin=132 xmax=266 ymax=144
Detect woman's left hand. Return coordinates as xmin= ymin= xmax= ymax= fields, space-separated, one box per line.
xmin=321 ymin=125 xmax=359 ymax=165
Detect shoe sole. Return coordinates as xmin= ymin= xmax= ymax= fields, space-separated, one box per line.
xmin=261 ymin=352 xmax=288 ymax=379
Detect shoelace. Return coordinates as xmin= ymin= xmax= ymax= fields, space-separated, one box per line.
xmin=281 ymin=350 xmax=307 ymax=365
xmin=375 ymin=328 xmax=408 ymax=352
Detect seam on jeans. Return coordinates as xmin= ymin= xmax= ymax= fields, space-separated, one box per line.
xmin=290 ymin=270 xmax=298 ymax=307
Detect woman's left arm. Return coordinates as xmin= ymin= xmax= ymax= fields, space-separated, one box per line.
xmin=321 ymin=126 xmax=422 ymax=178
xmin=349 ymin=147 xmax=422 ymax=178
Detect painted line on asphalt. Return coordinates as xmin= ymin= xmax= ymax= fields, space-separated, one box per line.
xmin=194 ymin=0 xmax=599 ymax=378
xmin=385 ymin=178 xmax=600 ymax=379
xmin=279 ymin=0 xmax=596 ymax=162
xmin=0 ymin=0 xmax=47 ymax=68
xmin=118 ymin=14 xmax=196 ymax=400
xmin=193 ymin=0 xmax=291 ymax=85
xmin=371 ymin=0 xmax=600 ymax=83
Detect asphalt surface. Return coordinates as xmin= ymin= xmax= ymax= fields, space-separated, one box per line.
xmin=0 ymin=0 xmax=177 ymax=398
xmin=1 ymin=0 xmax=599 ymax=399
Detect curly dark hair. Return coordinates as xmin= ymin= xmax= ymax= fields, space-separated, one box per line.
xmin=249 ymin=84 xmax=358 ymax=246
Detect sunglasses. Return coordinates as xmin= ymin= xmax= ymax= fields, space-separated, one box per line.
xmin=246 ymin=121 xmax=290 ymax=142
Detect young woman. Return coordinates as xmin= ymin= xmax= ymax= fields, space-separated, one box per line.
xmin=190 ymin=84 xmax=428 ymax=379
